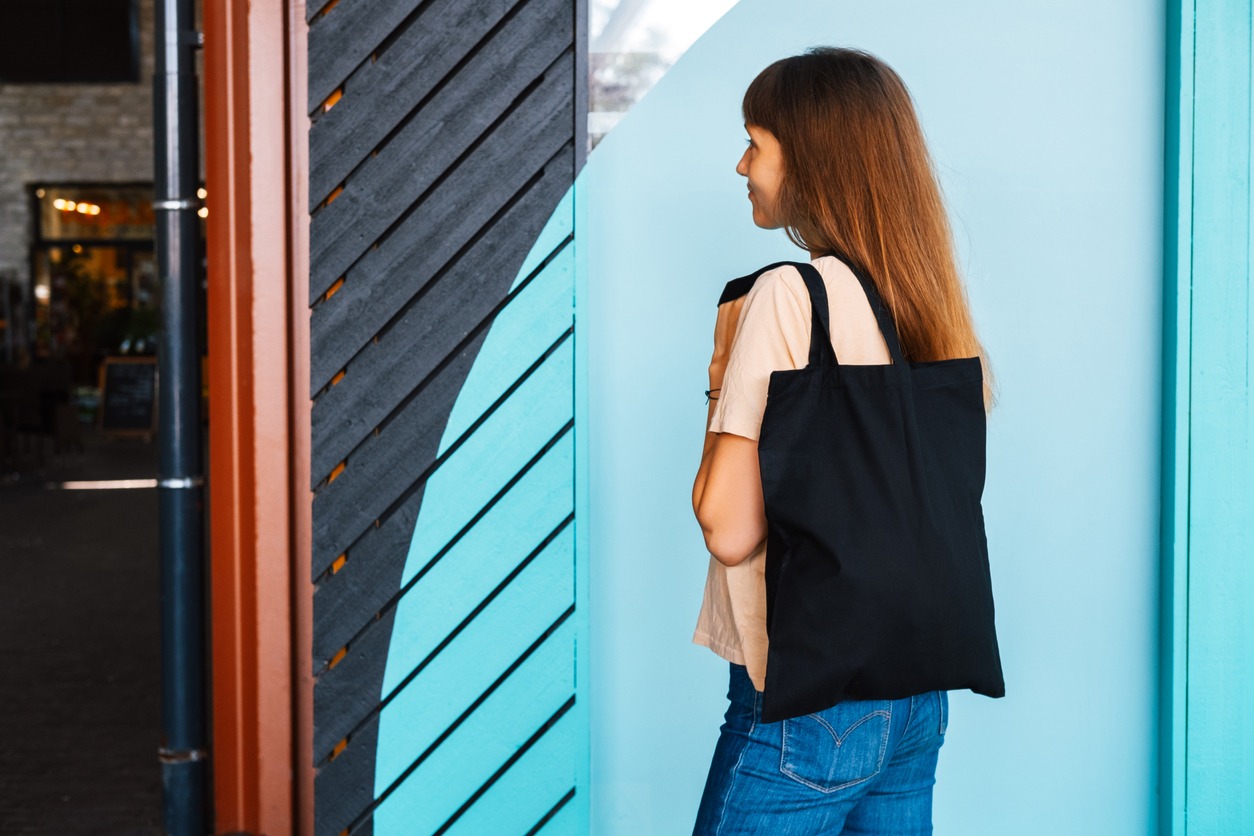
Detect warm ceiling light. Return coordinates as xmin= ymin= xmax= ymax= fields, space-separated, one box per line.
xmin=66 ymin=201 xmax=77 ymax=211
xmin=53 ymin=198 xmax=66 ymax=209
xmin=197 ymin=207 xmax=208 ymax=218
xmin=197 ymin=187 xmax=207 ymax=199
xmin=35 ymin=188 xmax=45 ymax=198
xmin=89 ymin=205 xmax=101 ymax=215
xmin=77 ymin=204 xmax=90 ymax=213
xmin=34 ymin=285 xmax=50 ymax=301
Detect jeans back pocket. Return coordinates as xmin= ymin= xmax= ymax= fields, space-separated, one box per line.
xmin=779 ymin=700 xmax=892 ymax=793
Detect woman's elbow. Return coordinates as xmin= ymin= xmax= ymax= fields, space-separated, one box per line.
xmin=702 ymin=527 xmax=757 ymax=567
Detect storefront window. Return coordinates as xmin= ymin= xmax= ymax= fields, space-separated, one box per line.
xmin=26 ymin=183 xmax=197 ymax=382
xmin=37 ymin=184 xmax=156 ymax=241
xmin=588 ymin=0 xmax=737 ymax=149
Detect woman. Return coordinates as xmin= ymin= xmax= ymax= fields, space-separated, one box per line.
xmin=690 ymin=47 xmax=992 ymax=834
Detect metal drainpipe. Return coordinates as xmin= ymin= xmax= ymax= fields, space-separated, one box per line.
xmin=153 ymin=0 xmax=206 ymax=832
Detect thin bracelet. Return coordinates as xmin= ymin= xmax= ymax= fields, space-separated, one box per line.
xmin=704 ymin=387 xmax=721 ymax=404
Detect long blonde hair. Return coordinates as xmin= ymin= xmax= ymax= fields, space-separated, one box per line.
xmin=743 ymin=47 xmax=992 ymax=405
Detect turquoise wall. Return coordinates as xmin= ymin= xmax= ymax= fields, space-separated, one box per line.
xmin=578 ymin=0 xmax=1164 ymax=832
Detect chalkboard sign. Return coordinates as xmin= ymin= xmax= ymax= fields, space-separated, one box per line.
xmin=99 ymin=357 xmax=157 ymax=434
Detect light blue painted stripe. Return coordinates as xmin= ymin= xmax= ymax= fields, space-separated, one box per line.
xmin=395 ymin=338 xmax=574 ymax=595
xmin=534 ymin=791 xmax=580 ymax=835
xmin=1185 ymin=0 xmax=1254 ymax=830
xmin=373 ymin=619 xmax=576 ymax=835
xmin=374 ymin=524 xmax=574 ymax=792
xmin=444 ymin=712 xmax=577 ymax=836
xmin=441 ymin=246 xmax=574 ymax=455
xmin=381 ymin=431 xmax=574 ymax=696
xmin=515 ymin=187 xmax=574 ymax=291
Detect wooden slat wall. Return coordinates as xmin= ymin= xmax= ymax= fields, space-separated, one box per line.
xmin=306 ymin=0 xmax=582 ymax=832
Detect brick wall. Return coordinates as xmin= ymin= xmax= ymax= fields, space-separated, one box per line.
xmin=0 ymin=1 xmax=200 ymax=290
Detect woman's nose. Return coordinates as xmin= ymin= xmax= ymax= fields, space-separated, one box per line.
xmin=735 ymin=150 xmax=749 ymax=177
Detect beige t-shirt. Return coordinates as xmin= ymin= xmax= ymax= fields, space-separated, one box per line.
xmin=692 ymin=255 xmax=892 ymax=691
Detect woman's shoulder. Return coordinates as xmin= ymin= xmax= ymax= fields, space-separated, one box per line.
xmin=742 ymin=262 xmax=809 ymax=316
xmin=720 ymin=256 xmax=861 ymax=320
xmin=750 ymin=256 xmax=858 ymax=305
xmin=810 ymin=254 xmax=862 ymax=291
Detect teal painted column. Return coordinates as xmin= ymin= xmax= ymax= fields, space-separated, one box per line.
xmin=1160 ymin=1 xmax=1193 ymax=831
xmin=1164 ymin=0 xmax=1254 ymax=831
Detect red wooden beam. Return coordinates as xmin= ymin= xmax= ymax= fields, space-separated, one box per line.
xmin=202 ymin=0 xmax=313 ymax=832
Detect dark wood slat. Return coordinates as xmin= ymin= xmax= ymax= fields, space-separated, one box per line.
xmin=313 ymin=418 xmax=573 ymax=664
xmin=309 ymin=46 xmax=572 ymax=306
xmin=305 ymin=0 xmax=338 ymax=25
xmin=309 ymin=0 xmax=581 ymax=826
xmin=313 ymin=488 xmax=419 ymax=657
xmin=310 ymin=336 xmax=482 ymax=578
xmin=314 ymin=606 xmax=395 ymax=761
xmin=314 ymin=708 xmax=383 ymax=836
xmin=308 ymin=0 xmax=426 ymax=113
xmin=309 ymin=135 xmax=569 ymax=399
xmin=309 ymin=0 xmax=570 ymax=288
xmin=312 ymin=324 xmax=571 ymax=572
xmin=309 ymin=145 xmax=572 ymax=481
xmin=308 ymin=0 xmax=527 ymax=204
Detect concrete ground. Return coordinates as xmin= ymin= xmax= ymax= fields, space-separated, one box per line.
xmin=0 ymin=427 xmax=164 ymax=834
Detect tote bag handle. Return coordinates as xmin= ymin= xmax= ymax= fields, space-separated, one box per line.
xmin=791 ymin=258 xmax=908 ymax=369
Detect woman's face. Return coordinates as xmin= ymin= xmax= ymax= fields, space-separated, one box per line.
xmin=736 ymin=123 xmax=786 ymax=229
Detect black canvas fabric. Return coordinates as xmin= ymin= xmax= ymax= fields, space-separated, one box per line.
xmin=721 ymin=255 xmax=1005 ymax=723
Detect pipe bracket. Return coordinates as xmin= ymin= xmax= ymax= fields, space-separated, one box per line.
xmin=159 ymin=476 xmax=205 ymax=489
xmin=158 ymin=746 xmax=208 ymax=764
xmin=153 ymin=198 xmax=198 ymax=211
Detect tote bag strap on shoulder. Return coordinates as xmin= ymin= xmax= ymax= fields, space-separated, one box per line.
xmin=717 ymin=256 xmax=908 ymax=367
xmin=791 ymin=257 xmax=909 ymax=369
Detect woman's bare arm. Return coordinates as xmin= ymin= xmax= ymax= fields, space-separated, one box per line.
xmin=692 ymin=298 xmax=768 ymax=565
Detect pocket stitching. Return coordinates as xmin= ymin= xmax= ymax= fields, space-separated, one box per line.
xmin=938 ymin=691 xmax=948 ymax=736
xmin=779 ymin=707 xmax=892 ymax=794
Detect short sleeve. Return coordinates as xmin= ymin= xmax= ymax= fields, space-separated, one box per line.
xmin=708 ymin=267 xmax=811 ymax=441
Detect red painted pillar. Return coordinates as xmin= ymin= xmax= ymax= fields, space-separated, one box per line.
xmin=202 ymin=0 xmax=313 ymax=832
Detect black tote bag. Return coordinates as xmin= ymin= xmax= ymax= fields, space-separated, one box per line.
xmin=720 ymin=256 xmax=1005 ymax=723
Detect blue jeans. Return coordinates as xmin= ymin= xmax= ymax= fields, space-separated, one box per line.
xmin=693 ymin=664 xmax=947 ymax=835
